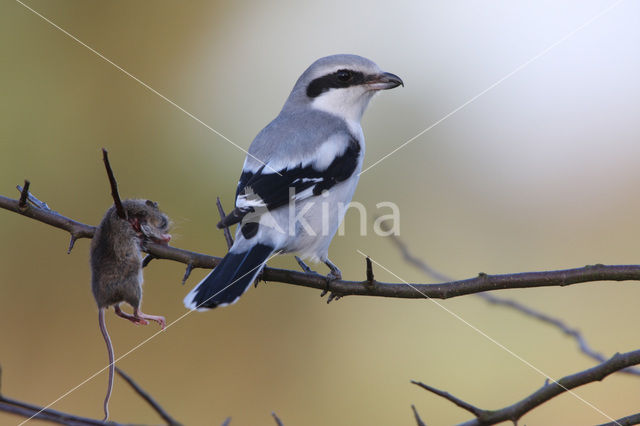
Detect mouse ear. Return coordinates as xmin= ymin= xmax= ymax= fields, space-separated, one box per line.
xmin=145 ymin=200 xmax=158 ymax=208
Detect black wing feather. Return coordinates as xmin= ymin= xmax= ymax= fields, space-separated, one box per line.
xmin=217 ymin=137 xmax=360 ymax=229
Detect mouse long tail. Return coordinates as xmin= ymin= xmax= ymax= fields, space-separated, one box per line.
xmin=98 ymin=308 xmax=114 ymax=421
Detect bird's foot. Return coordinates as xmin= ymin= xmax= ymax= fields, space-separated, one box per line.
xmin=319 ymin=259 xmax=342 ymax=301
xmin=324 ymin=259 xmax=342 ymax=281
xmin=254 ymin=264 xmax=269 ymax=288
xmin=296 ymin=256 xmax=319 ymax=274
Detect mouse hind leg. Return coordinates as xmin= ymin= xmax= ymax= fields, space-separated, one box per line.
xmin=114 ymin=304 xmax=149 ymax=325
xmin=133 ymin=308 xmax=166 ymax=330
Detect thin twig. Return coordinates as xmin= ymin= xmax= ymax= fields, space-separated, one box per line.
xmin=115 ymin=367 xmax=181 ymax=426
xmin=596 ymin=413 xmax=640 ymax=426
xmin=101 ymin=148 xmax=127 ymax=220
xmin=18 ymin=180 xmax=30 ymax=209
xmin=271 ymin=412 xmax=284 ymax=426
xmin=216 ymin=197 xmax=234 ymax=249
xmin=411 ymin=381 xmax=483 ymax=416
xmin=0 ymin=396 xmax=110 ymax=425
xmin=412 ymin=349 xmax=640 ymax=425
xmin=0 ymin=364 xmax=178 ymax=425
xmin=383 ymin=226 xmax=640 ymax=375
xmin=476 ymin=292 xmax=640 ymax=376
xmin=3 ymin=193 xmax=640 ymax=300
xmin=411 ymin=404 xmax=426 ymax=426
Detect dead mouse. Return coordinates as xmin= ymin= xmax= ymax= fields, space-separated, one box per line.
xmin=90 ymin=199 xmax=171 ymax=420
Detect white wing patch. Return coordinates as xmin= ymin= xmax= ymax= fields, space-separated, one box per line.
xmin=236 ymin=187 xmax=266 ymax=208
xmin=312 ymin=135 xmax=348 ymax=170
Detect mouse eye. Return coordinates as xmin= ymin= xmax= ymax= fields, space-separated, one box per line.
xmin=158 ymin=217 xmax=168 ymax=229
xmin=336 ymin=70 xmax=352 ymax=82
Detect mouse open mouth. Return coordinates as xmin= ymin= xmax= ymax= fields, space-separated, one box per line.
xmin=152 ymin=233 xmax=171 ymax=245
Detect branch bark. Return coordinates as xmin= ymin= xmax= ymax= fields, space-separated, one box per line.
xmin=413 ymin=349 xmax=640 ymax=425
xmin=2 ymin=192 xmax=640 ymax=300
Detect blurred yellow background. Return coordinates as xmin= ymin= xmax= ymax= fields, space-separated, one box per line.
xmin=2 ymin=1 xmax=640 ymax=425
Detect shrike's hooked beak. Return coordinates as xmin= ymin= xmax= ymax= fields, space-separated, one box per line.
xmin=367 ymin=71 xmax=404 ymax=91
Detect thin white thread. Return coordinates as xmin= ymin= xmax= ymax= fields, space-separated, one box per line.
xmin=356 ymin=250 xmax=619 ymax=424
xmin=18 ymin=251 xmax=280 ymax=425
xmin=360 ymin=0 xmax=626 ymax=176
xmin=14 ymin=0 xmax=281 ymax=176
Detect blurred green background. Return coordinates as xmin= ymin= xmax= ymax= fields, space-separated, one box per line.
xmin=2 ymin=1 xmax=640 ymax=425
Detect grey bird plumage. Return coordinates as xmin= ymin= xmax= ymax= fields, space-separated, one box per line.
xmin=184 ymin=54 xmax=403 ymax=310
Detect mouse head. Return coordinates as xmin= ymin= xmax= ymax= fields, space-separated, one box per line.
xmin=123 ymin=199 xmax=172 ymax=245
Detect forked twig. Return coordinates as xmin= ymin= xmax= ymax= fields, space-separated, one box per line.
xmin=413 ymin=349 xmax=640 ymax=425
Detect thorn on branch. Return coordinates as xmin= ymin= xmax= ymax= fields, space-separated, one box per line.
xmin=102 ymin=148 xmax=127 ymax=220
xmin=366 ymin=256 xmax=374 ymax=284
xmin=115 ymin=367 xmax=182 ymax=426
xmin=15 ymin=185 xmax=51 ymax=211
xmin=182 ymin=263 xmax=194 ymax=285
xmin=143 ymin=254 xmax=156 ymax=268
xmin=326 ymin=293 xmax=342 ymax=304
xmin=411 ymin=380 xmax=484 ymax=417
xmin=216 ymin=197 xmax=234 ymax=249
xmin=411 ymin=404 xmax=426 ymax=426
xmin=67 ymin=235 xmax=78 ymax=254
xmin=18 ymin=180 xmax=30 ymax=209
xmin=272 ymin=411 xmax=284 ymax=426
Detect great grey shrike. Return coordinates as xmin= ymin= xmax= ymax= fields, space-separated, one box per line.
xmin=184 ymin=54 xmax=402 ymax=310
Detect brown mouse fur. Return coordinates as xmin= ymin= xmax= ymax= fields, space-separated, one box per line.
xmin=90 ymin=199 xmax=171 ymax=420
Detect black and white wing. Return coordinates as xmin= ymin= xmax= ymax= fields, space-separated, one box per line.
xmin=217 ymin=135 xmax=361 ymax=230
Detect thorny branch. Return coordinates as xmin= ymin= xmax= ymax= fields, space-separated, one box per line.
xmin=3 ymin=162 xmax=640 ymax=425
xmin=412 ymin=349 xmax=640 ymax=425
xmin=0 ymin=364 xmax=179 ymax=425
xmin=2 ymin=191 xmax=640 ymax=301
xmin=383 ymin=228 xmax=640 ymax=376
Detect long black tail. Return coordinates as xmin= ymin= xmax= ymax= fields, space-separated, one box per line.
xmin=183 ymin=243 xmax=275 ymax=310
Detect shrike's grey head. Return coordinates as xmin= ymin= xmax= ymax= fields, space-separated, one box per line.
xmin=282 ymin=54 xmax=403 ymax=123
